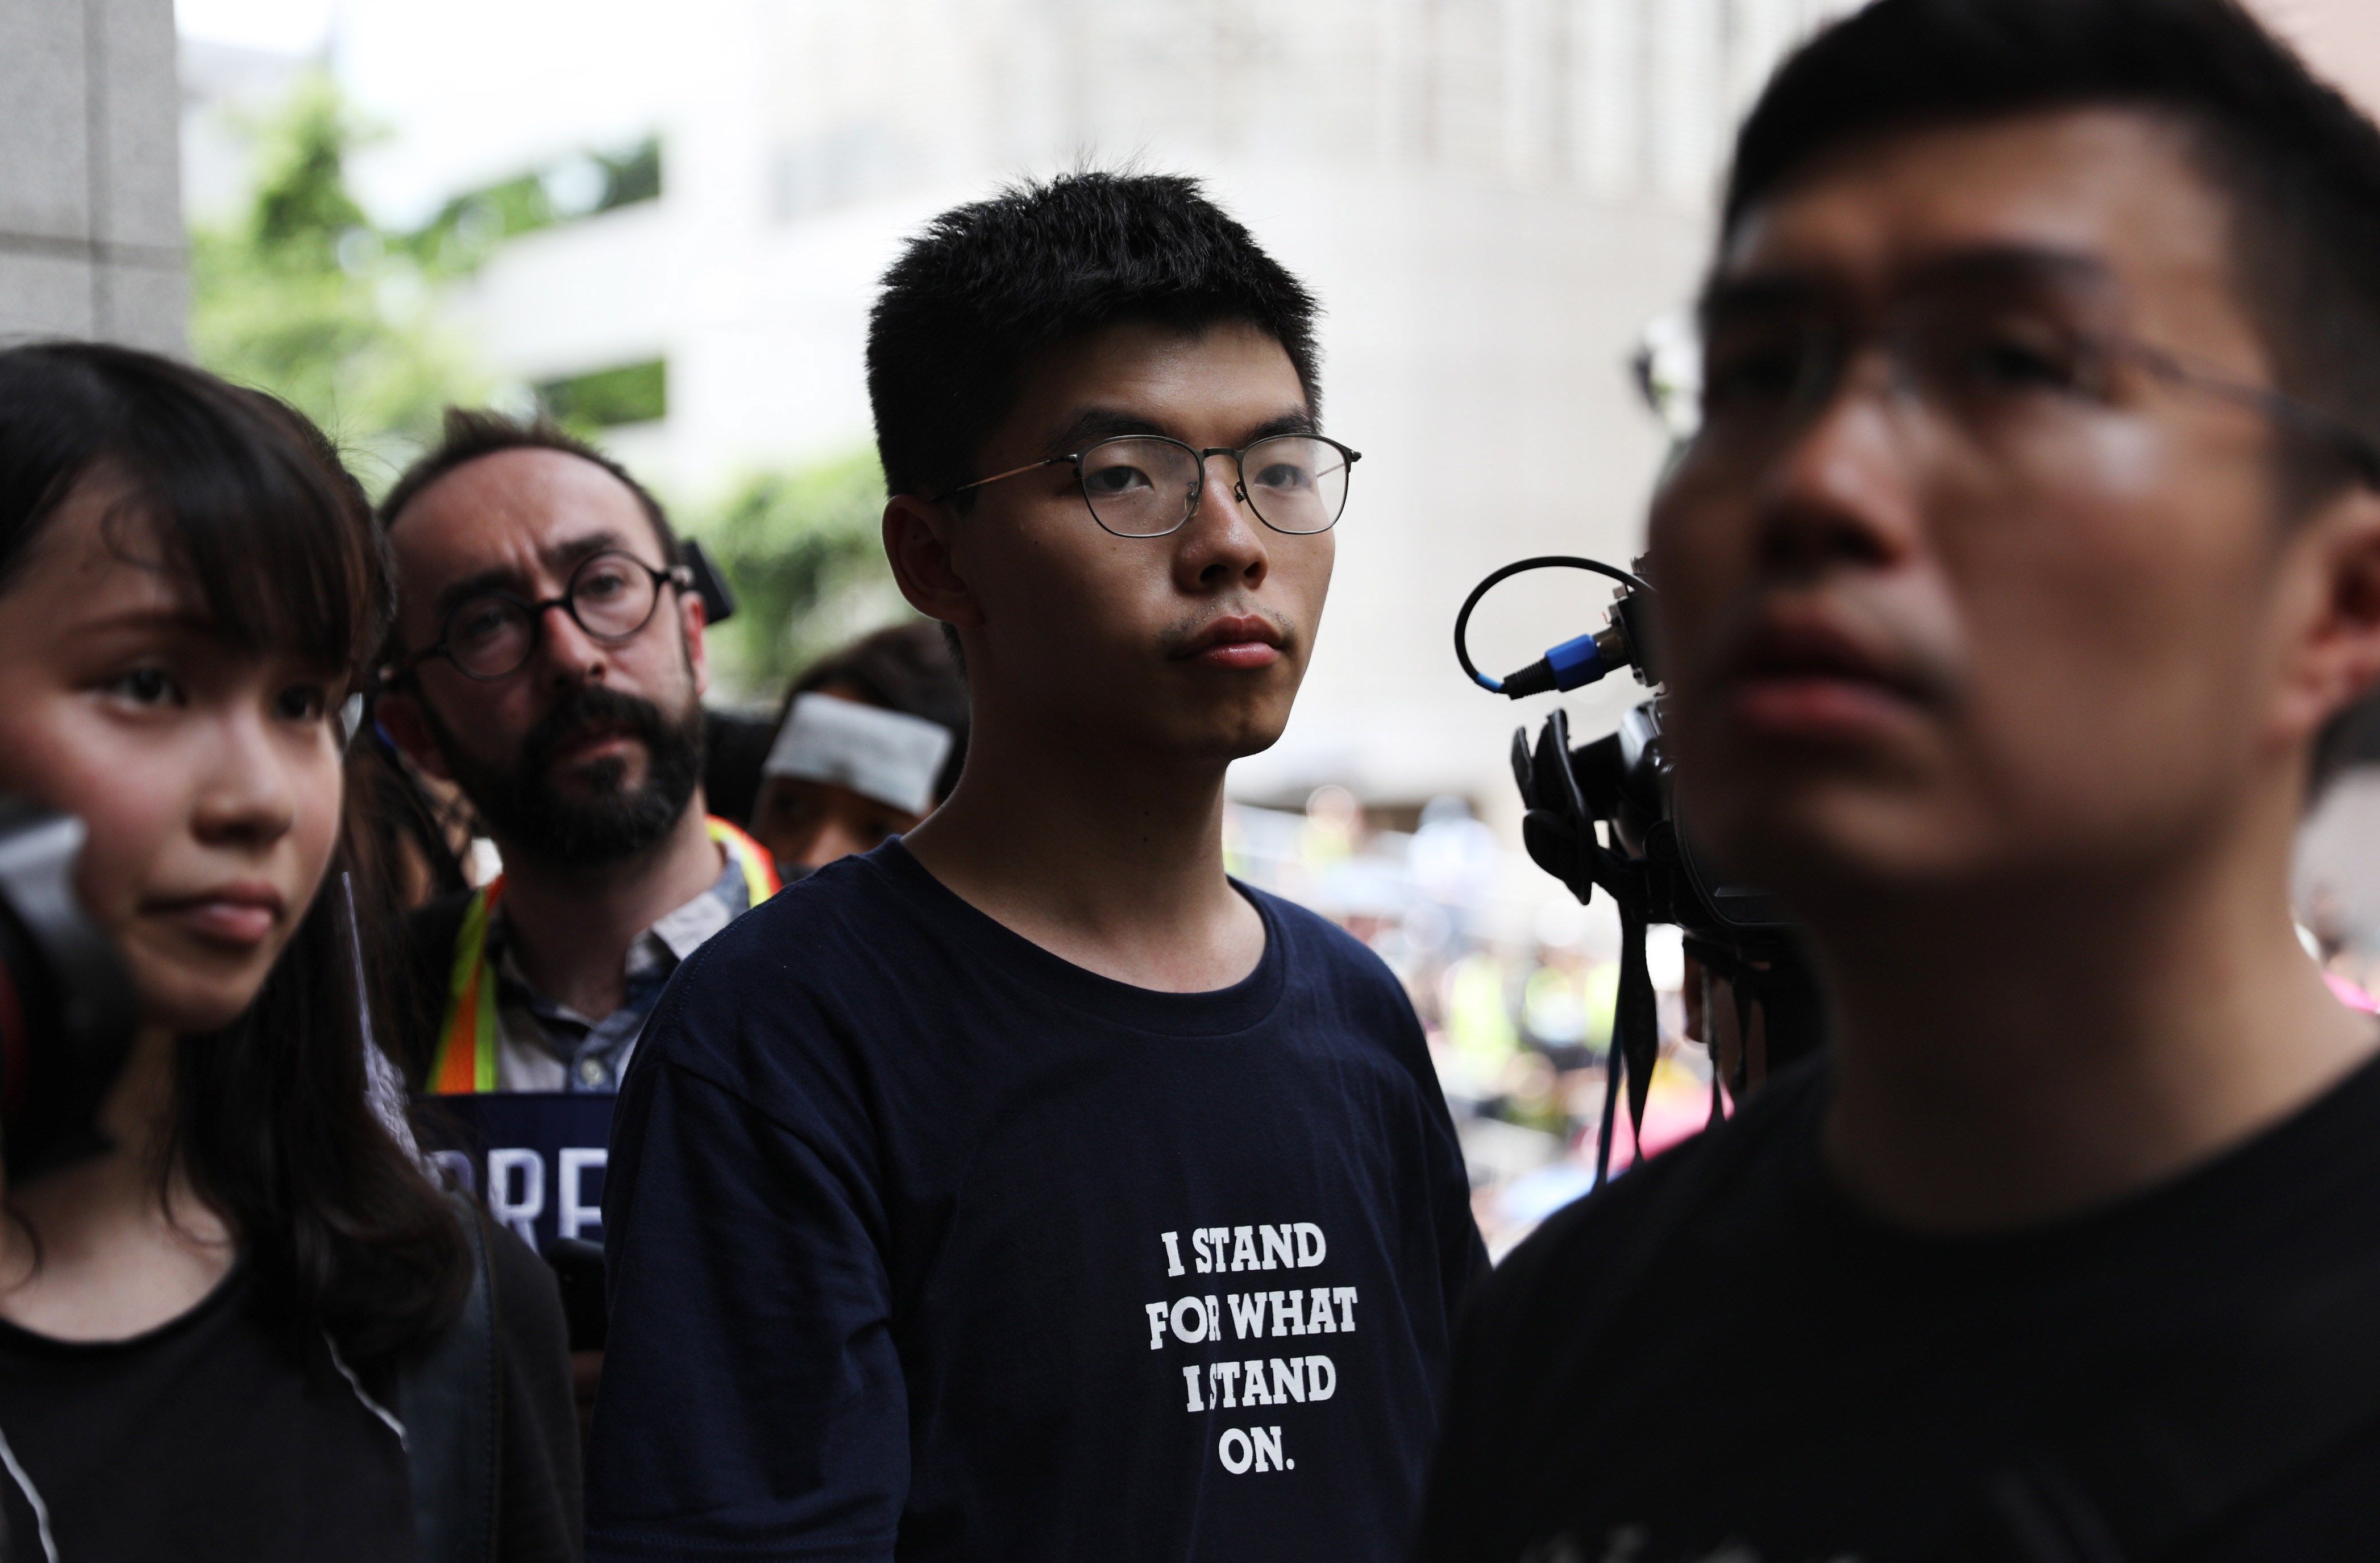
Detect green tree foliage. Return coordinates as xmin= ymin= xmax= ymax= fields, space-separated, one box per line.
xmin=189 ymin=71 xmax=484 ymax=492
xmin=190 ymin=73 xmax=895 ymax=698
xmin=538 ymin=358 xmax=667 ymax=433
xmin=688 ymin=450 xmax=910 ymax=702
xmin=404 ymin=136 xmax=661 ymax=275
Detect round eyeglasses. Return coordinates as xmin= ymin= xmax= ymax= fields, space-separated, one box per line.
xmin=392 ymin=549 xmax=692 ymax=682
xmin=933 ymin=434 xmax=1361 ymax=538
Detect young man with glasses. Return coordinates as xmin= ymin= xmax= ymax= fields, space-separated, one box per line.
xmin=1417 ymin=1 xmax=2380 ymax=1557
xmin=376 ymin=412 xmax=779 ymax=1097
xmin=587 ymin=172 xmax=1484 ymax=1561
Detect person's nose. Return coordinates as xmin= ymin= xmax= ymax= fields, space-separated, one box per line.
xmin=190 ymin=705 xmax=300 ymax=852
xmin=1173 ymin=453 xmax=1270 ymax=593
xmin=1747 ymin=353 xmax=1925 ymax=582
xmin=532 ymin=597 xmax=610 ymax=689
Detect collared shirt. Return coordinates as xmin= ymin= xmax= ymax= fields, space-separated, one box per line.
xmin=482 ymin=850 xmax=754 ymax=1093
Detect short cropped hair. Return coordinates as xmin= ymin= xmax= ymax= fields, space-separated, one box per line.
xmin=866 ymin=170 xmax=1322 ymax=500
xmin=1729 ymin=0 xmax=2380 ymax=790
xmin=1729 ymin=0 xmax=2380 ymax=461
xmin=379 ymin=407 xmax=679 ymax=565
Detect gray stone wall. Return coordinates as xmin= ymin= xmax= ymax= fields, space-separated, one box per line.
xmin=0 ymin=0 xmax=184 ymax=353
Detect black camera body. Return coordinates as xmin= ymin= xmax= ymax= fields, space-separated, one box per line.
xmin=1459 ymin=558 xmax=1825 ymax=1178
xmin=1518 ymin=699 xmax=1822 ymax=1029
xmin=0 ymin=796 xmax=138 ymax=1182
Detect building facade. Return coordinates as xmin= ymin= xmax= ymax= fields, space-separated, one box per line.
xmin=1 ymin=0 xmax=184 ymax=353
xmin=437 ymin=0 xmax=1854 ymax=819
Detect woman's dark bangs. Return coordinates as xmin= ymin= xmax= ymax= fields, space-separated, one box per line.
xmin=0 ymin=344 xmax=468 ymax=1365
xmin=115 ymin=373 xmax=387 ymax=677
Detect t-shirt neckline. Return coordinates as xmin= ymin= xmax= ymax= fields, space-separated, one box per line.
xmin=1783 ymin=1042 xmax=2380 ymax=1271
xmin=864 ymin=837 xmax=1290 ymax=1039
xmin=0 ymin=1259 xmax=250 ymax=1358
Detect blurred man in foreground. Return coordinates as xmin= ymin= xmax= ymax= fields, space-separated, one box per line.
xmin=589 ymin=172 xmax=1482 ymax=1561
xmin=1418 ymin=1 xmax=2380 ymax=1557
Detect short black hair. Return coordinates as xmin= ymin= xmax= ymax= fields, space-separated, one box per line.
xmin=379 ymin=406 xmax=679 ymax=565
xmin=1727 ymin=0 xmax=2380 ymax=453
xmin=867 ymin=170 xmax=1322 ymax=500
xmin=1727 ymin=0 xmax=2380 ymax=791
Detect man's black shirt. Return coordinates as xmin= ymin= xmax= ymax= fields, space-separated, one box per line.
xmin=1415 ymin=1052 xmax=2380 ymax=1562
xmin=587 ymin=840 xmax=1485 ymax=1561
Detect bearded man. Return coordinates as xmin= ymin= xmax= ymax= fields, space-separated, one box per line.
xmin=376 ymin=412 xmax=778 ymax=1097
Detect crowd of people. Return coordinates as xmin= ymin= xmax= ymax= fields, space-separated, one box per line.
xmin=9 ymin=0 xmax=2380 ymax=1557
xmin=1222 ymin=790 xmax=1716 ymax=1248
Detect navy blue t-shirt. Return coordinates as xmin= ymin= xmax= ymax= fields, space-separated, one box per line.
xmin=587 ymin=840 xmax=1485 ymax=1561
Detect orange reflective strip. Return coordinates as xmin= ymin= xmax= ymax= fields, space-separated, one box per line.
xmin=707 ymin=815 xmax=782 ymax=902
xmin=427 ymin=880 xmax=504 ymax=1095
xmin=425 ymin=823 xmax=767 ymax=1098
xmin=431 ymin=969 xmax=482 ymax=1094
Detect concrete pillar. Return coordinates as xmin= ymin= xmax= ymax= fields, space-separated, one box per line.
xmin=0 ymin=0 xmax=185 ymax=353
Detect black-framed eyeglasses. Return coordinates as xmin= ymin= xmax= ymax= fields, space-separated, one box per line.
xmin=932 ymin=434 xmax=1362 ymax=538
xmin=389 ymin=549 xmax=693 ymax=682
xmin=1633 ymin=303 xmax=2380 ymax=488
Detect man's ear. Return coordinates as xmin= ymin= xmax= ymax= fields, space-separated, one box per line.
xmin=679 ymin=583 xmax=711 ymax=700
xmin=883 ymin=495 xmax=983 ymax=631
xmin=374 ymin=688 xmax=454 ymax=783
xmin=2275 ymin=486 xmax=2380 ymax=751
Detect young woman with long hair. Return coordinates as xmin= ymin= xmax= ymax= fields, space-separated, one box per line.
xmin=0 ymin=343 xmax=579 ymax=1561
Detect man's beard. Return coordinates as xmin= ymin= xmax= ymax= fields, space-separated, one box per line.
xmin=428 ymin=682 xmax=706 ymax=869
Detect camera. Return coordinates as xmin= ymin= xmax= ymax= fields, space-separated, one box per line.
xmin=1456 ymin=558 xmax=1824 ymax=1180
xmin=0 ymin=796 xmax=138 ymax=1182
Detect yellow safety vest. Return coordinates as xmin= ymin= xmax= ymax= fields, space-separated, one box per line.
xmin=426 ymin=816 xmax=782 ymax=1094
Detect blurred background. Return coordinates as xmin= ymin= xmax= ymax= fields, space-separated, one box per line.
xmin=11 ymin=0 xmax=2380 ymax=1249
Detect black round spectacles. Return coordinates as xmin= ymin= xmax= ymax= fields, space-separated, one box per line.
xmin=932 ymin=434 xmax=1361 ymax=538
xmin=391 ymin=550 xmax=693 ymax=682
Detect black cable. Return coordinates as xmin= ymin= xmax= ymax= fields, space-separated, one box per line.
xmin=1453 ymin=555 xmax=1650 ymax=694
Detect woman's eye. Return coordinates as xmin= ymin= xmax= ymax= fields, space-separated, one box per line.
xmin=275 ymin=684 xmax=330 ymax=723
xmin=107 ymin=666 xmax=182 ymax=708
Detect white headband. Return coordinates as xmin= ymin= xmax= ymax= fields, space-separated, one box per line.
xmin=763 ymin=693 xmax=955 ymax=816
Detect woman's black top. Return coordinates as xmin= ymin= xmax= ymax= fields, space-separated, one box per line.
xmin=0 ymin=1226 xmax=580 ymax=1562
